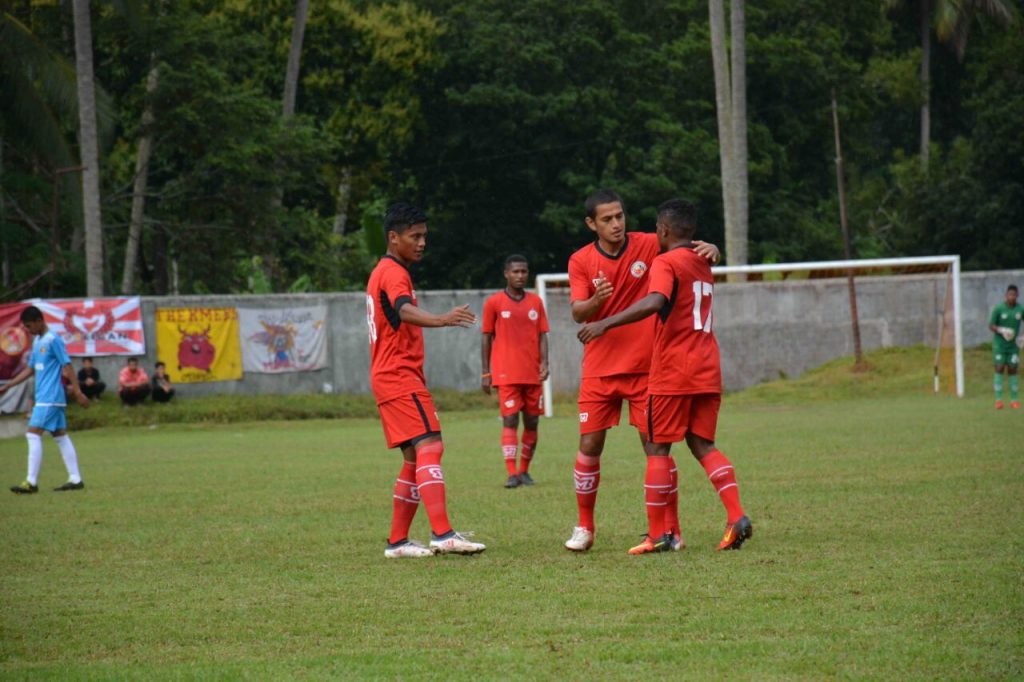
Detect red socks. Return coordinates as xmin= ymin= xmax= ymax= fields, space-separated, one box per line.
xmin=501 ymin=427 xmax=518 ymax=476
xmin=644 ymin=455 xmax=673 ymax=539
xmin=700 ymin=449 xmax=744 ymax=524
xmin=574 ymin=452 xmax=600 ymax=531
xmin=666 ymin=455 xmax=679 ymax=535
xmin=415 ymin=440 xmax=452 ymax=536
xmin=519 ymin=429 xmax=537 ymax=474
xmin=388 ymin=460 xmax=419 ymax=544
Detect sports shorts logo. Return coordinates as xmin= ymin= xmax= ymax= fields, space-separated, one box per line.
xmin=504 ymin=399 xmax=516 ymax=408
xmin=501 ymin=311 xmax=512 ymax=319
xmin=528 ymin=309 xmax=539 ymax=321
xmin=579 ymin=412 xmax=589 ymax=423
xmin=630 ymin=261 xmax=648 ymax=278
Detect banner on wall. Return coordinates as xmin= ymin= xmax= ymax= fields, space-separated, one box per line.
xmin=30 ymin=298 xmax=145 ymax=356
xmin=155 ymin=307 xmax=242 ymax=383
xmin=238 ymin=306 xmax=328 ymax=374
xmin=0 ymin=302 xmax=30 ymax=414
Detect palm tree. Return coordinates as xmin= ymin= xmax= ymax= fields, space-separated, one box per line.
xmin=0 ymin=11 xmax=80 ymax=170
xmin=1 ymin=9 xmax=113 ymax=293
xmin=885 ymin=0 xmax=1016 ymax=168
xmin=71 ymin=0 xmax=104 ymax=296
xmin=708 ymin=0 xmax=748 ymax=271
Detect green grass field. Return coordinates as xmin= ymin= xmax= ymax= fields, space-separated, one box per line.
xmin=1 ymin=349 xmax=1022 ymax=679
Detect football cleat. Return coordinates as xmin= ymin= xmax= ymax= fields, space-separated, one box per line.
xmin=995 ymin=400 xmax=1005 ymax=410
xmin=518 ymin=472 xmax=535 ymax=486
xmin=628 ymin=533 xmax=672 ymax=555
xmin=430 ymin=531 xmax=486 ymax=555
xmin=10 ymin=481 xmax=38 ymax=494
xmin=670 ymin=529 xmax=686 ymax=551
xmin=384 ymin=539 xmax=435 ymax=559
xmin=717 ymin=515 xmax=753 ymax=551
xmin=1012 ymin=401 xmax=1021 ymax=410
xmin=53 ymin=480 xmax=85 ymax=492
xmin=564 ymin=526 xmax=594 ymax=552
xmin=504 ymin=475 xmax=521 ymax=489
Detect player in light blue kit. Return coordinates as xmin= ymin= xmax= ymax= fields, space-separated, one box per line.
xmin=0 ymin=306 xmax=90 ymax=493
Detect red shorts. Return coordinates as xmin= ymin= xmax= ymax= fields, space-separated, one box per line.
xmin=496 ymin=384 xmax=544 ymax=417
xmin=377 ymin=391 xmax=441 ymax=449
xmin=577 ymin=373 xmax=648 ymax=435
xmin=645 ymin=393 xmax=721 ymax=444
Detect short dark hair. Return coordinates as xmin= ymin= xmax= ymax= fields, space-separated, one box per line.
xmin=584 ymin=189 xmax=624 ymax=220
xmin=20 ymin=306 xmax=43 ymax=323
xmin=504 ymin=254 xmax=528 ymax=269
xmin=128 ymin=357 xmax=139 ymax=364
xmin=383 ymin=202 xmax=428 ymax=239
xmin=155 ymin=361 xmax=166 ymax=369
xmin=657 ymin=198 xmax=698 ymax=238
xmin=1008 ymin=285 xmax=1018 ymax=293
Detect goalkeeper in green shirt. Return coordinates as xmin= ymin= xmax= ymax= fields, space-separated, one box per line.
xmin=989 ymin=284 xmax=1023 ymax=409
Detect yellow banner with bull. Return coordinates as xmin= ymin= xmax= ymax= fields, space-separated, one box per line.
xmin=155 ymin=307 xmax=243 ymax=383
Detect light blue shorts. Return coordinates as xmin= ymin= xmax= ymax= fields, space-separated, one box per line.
xmin=29 ymin=405 xmax=67 ymax=433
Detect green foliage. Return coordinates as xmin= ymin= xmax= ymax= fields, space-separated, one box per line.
xmin=3 ymin=0 xmax=1021 ymax=298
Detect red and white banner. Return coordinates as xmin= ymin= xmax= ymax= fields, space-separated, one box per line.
xmin=30 ymin=297 xmax=145 ymax=356
xmin=0 ymin=302 xmax=31 ymax=414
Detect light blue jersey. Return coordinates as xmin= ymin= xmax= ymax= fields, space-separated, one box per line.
xmin=31 ymin=330 xmax=70 ymax=407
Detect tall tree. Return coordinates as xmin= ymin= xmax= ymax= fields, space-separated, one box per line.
xmin=120 ymin=61 xmax=157 ymax=295
xmin=709 ymin=0 xmax=748 ymax=269
xmin=282 ymin=0 xmax=309 ymax=120
xmin=885 ymin=0 xmax=1016 ymax=168
xmin=71 ymin=0 xmax=104 ymax=296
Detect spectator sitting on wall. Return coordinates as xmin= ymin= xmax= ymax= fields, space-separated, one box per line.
xmin=118 ymin=358 xmax=151 ymax=406
xmin=77 ymin=358 xmax=106 ymax=401
xmin=151 ymin=362 xmax=175 ymax=404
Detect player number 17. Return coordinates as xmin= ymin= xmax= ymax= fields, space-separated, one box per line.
xmin=691 ymin=281 xmax=713 ymax=333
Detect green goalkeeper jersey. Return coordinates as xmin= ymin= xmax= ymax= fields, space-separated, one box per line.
xmin=990 ymin=302 xmax=1024 ymax=348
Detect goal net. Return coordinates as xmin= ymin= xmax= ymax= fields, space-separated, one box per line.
xmin=535 ymin=255 xmax=963 ymax=418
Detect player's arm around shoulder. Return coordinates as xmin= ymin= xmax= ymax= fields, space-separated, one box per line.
xmin=577 ymin=292 xmax=666 ymax=344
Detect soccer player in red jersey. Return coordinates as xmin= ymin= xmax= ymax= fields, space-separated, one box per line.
xmin=481 ymin=255 xmax=550 ymax=488
xmin=367 ymin=202 xmax=487 ymax=558
xmin=564 ymin=189 xmax=720 ymax=552
xmin=579 ymin=198 xmax=752 ymax=553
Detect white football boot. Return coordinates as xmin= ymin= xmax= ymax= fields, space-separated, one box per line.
xmin=430 ymin=531 xmax=486 ymax=555
xmin=564 ymin=526 xmax=594 ymax=552
xmin=384 ymin=539 xmax=435 ymax=559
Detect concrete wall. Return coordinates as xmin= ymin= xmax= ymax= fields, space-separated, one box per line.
xmin=69 ymin=268 xmax=1022 ymax=397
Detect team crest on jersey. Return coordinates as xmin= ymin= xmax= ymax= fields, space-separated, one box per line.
xmin=528 ymin=309 xmax=538 ymax=321
xmin=501 ymin=310 xmax=512 ymax=319
xmin=630 ymin=261 xmax=648 ymax=278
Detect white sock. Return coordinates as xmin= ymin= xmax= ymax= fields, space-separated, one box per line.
xmin=26 ymin=433 xmax=43 ymax=486
xmin=54 ymin=435 xmax=82 ymax=484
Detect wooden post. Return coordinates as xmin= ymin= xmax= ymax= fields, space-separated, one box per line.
xmin=831 ymin=89 xmax=864 ymax=369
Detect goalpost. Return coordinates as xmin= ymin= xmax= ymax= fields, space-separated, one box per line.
xmin=536 ymin=255 xmax=963 ymax=418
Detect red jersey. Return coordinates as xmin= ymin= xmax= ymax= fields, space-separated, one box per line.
xmin=646 ymin=246 xmax=722 ymax=395
xmin=568 ymin=231 xmax=659 ymax=378
xmin=366 ymin=256 xmax=426 ymax=403
xmin=481 ymin=290 xmax=550 ymax=386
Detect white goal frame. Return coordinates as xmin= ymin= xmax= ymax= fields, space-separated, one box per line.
xmin=536 ymin=255 xmax=963 ymax=417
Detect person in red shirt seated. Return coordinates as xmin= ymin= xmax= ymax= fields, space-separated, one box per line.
xmin=118 ymin=357 xmax=151 ymax=406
